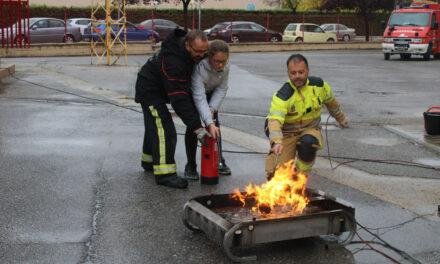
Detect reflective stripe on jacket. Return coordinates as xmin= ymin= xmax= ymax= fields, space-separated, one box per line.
xmin=268 ymin=77 xmax=335 ymax=125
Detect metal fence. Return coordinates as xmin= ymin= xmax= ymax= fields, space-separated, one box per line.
xmin=0 ymin=0 xmax=30 ymax=48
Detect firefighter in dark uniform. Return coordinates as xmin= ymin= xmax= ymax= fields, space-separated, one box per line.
xmin=135 ymin=29 xmax=216 ymax=189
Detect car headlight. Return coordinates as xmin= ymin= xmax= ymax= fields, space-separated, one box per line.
xmin=412 ymin=38 xmax=422 ymax=43
xmin=383 ymin=37 xmax=393 ymax=43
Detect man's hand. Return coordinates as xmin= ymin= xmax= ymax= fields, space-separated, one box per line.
xmin=194 ymin=128 xmax=211 ymax=146
xmin=338 ymin=117 xmax=349 ymax=128
xmin=271 ymin=143 xmax=283 ymax=155
xmin=207 ymin=123 xmax=220 ymax=139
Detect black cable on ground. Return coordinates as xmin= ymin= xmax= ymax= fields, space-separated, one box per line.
xmin=11 ymin=75 xmax=143 ymax=114
xmin=351 ymin=232 xmax=402 ymax=264
xmin=355 ymin=221 xmax=423 ymax=264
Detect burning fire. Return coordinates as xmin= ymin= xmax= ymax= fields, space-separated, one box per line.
xmin=231 ymin=160 xmax=309 ymax=216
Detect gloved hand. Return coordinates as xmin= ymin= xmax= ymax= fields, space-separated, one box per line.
xmin=194 ymin=127 xmax=211 ymax=146
xmin=338 ymin=116 xmax=349 ymax=128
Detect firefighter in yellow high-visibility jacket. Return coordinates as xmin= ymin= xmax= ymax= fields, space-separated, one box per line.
xmin=265 ymin=54 xmax=349 ymax=178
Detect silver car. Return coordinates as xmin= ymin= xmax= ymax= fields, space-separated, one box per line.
xmin=1 ymin=17 xmax=81 ymax=44
xmin=320 ymin=23 xmax=356 ymax=42
xmin=67 ymin=18 xmax=91 ymax=36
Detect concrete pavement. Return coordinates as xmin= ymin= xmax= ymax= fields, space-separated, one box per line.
xmin=0 ymin=54 xmax=439 ymax=263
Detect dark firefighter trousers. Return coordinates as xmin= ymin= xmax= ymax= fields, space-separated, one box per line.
xmin=141 ymin=103 xmax=177 ymax=177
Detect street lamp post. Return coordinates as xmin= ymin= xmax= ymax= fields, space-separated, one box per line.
xmin=197 ymin=0 xmax=201 ymax=30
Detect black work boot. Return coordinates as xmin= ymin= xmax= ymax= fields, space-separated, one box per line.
xmin=218 ymin=162 xmax=231 ymax=176
xmin=142 ymin=161 xmax=153 ymax=172
xmin=184 ymin=163 xmax=199 ymax=180
xmin=155 ymin=174 xmax=188 ymax=189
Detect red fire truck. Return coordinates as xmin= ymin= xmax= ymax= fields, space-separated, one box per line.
xmin=382 ymin=1 xmax=440 ymax=60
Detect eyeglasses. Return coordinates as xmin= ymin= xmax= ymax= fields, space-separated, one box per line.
xmin=212 ymin=58 xmax=228 ymax=65
xmin=187 ymin=42 xmax=208 ymax=56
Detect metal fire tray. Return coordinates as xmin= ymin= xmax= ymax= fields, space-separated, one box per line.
xmin=182 ymin=188 xmax=355 ymax=262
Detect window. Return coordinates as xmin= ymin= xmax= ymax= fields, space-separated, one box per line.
xmin=231 ymin=23 xmax=251 ymax=30
xmin=142 ymin=20 xmax=153 ymax=27
xmin=34 ymin=19 xmax=49 ymax=28
xmin=153 ymin=20 xmax=164 ymax=26
xmin=325 ymin=25 xmax=334 ymax=31
xmin=285 ymin=24 xmax=297 ymax=31
xmin=389 ymin=12 xmax=430 ymax=26
xmin=213 ymin=23 xmax=227 ymax=30
xmin=163 ymin=20 xmax=177 ymax=27
xmin=250 ymin=23 xmax=265 ymax=32
xmin=77 ymin=19 xmax=91 ymax=25
xmin=337 ymin=24 xmax=348 ymax=30
xmin=126 ymin=23 xmax=136 ymax=30
xmin=49 ymin=19 xmax=64 ymax=28
xmin=304 ymin=25 xmax=323 ymax=33
xmin=314 ymin=26 xmax=324 ymax=33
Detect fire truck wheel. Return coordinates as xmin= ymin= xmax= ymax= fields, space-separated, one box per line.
xmin=384 ymin=53 xmax=390 ymax=60
xmin=64 ymin=34 xmax=75 ymax=43
xmin=423 ymin=44 xmax=432 ymax=61
xmin=434 ymin=54 xmax=440 ymax=59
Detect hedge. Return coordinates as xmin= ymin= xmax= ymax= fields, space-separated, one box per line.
xmin=28 ymin=5 xmax=391 ymax=36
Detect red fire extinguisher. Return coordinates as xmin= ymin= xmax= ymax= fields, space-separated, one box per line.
xmin=201 ymin=136 xmax=219 ymax=185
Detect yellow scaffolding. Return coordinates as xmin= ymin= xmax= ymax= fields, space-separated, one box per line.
xmin=90 ymin=0 xmax=127 ymax=65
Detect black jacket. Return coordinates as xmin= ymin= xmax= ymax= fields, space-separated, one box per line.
xmin=135 ymin=28 xmax=202 ymax=132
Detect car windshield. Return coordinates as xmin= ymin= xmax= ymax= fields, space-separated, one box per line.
xmin=389 ymin=12 xmax=430 ymax=26
xmin=213 ymin=23 xmax=228 ymax=29
xmin=285 ymin=24 xmax=297 ymax=31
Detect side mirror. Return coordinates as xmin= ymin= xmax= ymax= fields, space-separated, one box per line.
xmin=31 ymin=25 xmax=37 ymax=30
xmin=432 ymin=22 xmax=438 ymax=30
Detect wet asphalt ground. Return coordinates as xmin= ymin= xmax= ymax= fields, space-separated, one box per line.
xmin=0 ymin=50 xmax=439 ymax=263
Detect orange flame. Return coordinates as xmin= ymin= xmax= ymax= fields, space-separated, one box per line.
xmin=231 ymin=160 xmax=308 ymax=216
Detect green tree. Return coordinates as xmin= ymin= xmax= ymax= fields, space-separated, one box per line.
xmin=296 ymin=0 xmax=324 ymax=11
xmin=282 ymin=0 xmax=299 ymax=14
xmin=321 ymin=0 xmax=394 ymax=41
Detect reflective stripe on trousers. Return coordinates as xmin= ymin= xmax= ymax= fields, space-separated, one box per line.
xmin=141 ymin=153 xmax=153 ymax=163
xmin=149 ymin=106 xmax=166 ymax=165
xmin=153 ymin=164 xmax=177 ymax=175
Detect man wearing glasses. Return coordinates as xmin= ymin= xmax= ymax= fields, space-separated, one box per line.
xmin=135 ymin=28 xmax=215 ymax=189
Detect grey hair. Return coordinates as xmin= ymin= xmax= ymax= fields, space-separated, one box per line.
xmin=184 ymin=29 xmax=208 ymax=43
xmin=208 ymin=39 xmax=229 ymax=58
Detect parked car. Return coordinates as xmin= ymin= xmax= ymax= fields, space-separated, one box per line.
xmin=138 ymin=18 xmax=181 ymax=41
xmin=0 ymin=17 xmax=81 ymax=44
xmin=67 ymin=18 xmax=91 ymax=36
xmin=282 ymin=23 xmax=336 ymax=43
xmin=206 ymin=21 xmax=282 ymax=43
xmin=320 ymin=23 xmax=356 ymax=41
xmin=84 ymin=21 xmax=159 ymax=42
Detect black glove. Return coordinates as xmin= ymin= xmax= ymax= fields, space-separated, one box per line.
xmin=194 ymin=128 xmax=211 ymax=146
